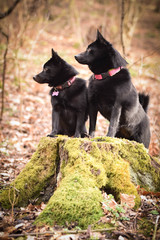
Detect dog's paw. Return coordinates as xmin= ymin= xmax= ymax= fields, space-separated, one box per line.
xmin=89 ymin=131 xmax=95 ymax=138
xmin=74 ymin=133 xmax=80 ymax=138
xmin=81 ymin=132 xmax=89 ymax=138
xmin=47 ymin=133 xmax=56 ymax=138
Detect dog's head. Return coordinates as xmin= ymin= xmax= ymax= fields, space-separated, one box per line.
xmin=75 ymin=30 xmax=127 ymax=73
xmin=33 ymin=49 xmax=78 ymax=87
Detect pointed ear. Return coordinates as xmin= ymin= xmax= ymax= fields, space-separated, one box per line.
xmin=51 ymin=48 xmax=61 ymax=63
xmin=96 ymin=29 xmax=106 ymax=43
xmin=51 ymin=48 xmax=56 ymax=57
xmin=96 ymin=29 xmax=101 ymax=40
xmin=112 ymin=48 xmax=128 ymax=67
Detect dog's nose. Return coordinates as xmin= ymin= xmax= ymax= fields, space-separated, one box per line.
xmin=33 ymin=76 xmax=36 ymax=80
xmin=74 ymin=55 xmax=79 ymax=60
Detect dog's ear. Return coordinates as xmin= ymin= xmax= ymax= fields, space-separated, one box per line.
xmin=96 ymin=30 xmax=107 ymax=45
xmin=51 ymin=48 xmax=57 ymax=58
xmin=112 ymin=48 xmax=128 ymax=67
xmin=51 ymin=48 xmax=60 ymax=62
xmin=51 ymin=48 xmax=55 ymax=56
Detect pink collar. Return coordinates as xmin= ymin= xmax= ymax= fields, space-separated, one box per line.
xmin=52 ymin=76 xmax=76 ymax=96
xmin=55 ymin=76 xmax=76 ymax=90
xmin=94 ymin=67 xmax=123 ymax=80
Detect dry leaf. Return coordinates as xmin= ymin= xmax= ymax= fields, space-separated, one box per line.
xmin=102 ymin=194 xmax=118 ymax=214
xmin=120 ymin=193 xmax=135 ymax=208
xmin=40 ymin=202 xmax=46 ymax=210
xmin=27 ymin=203 xmax=35 ymax=211
xmin=100 ymin=216 xmax=111 ymax=223
xmin=108 ymin=198 xmax=117 ymax=210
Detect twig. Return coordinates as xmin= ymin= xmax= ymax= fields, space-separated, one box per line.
xmin=8 ymin=177 xmax=19 ymax=222
xmin=8 ymin=228 xmax=116 ymax=237
xmin=0 ymin=0 xmax=22 ymax=19
xmin=128 ymin=46 xmax=160 ymax=69
xmin=120 ymin=0 xmax=125 ymax=56
xmin=0 ymin=29 xmax=9 ymax=121
xmin=152 ymin=215 xmax=160 ymax=240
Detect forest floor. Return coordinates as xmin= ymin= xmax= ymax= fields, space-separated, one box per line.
xmin=0 ymin=1 xmax=160 ymax=239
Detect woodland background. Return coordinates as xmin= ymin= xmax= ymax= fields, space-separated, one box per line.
xmin=0 ymin=0 xmax=160 ymax=239
xmin=0 ymin=0 xmax=160 ymax=190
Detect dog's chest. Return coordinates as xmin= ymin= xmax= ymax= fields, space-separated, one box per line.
xmin=89 ymin=79 xmax=116 ymax=102
xmin=51 ymin=91 xmax=76 ymax=111
xmin=89 ymin=79 xmax=117 ymax=119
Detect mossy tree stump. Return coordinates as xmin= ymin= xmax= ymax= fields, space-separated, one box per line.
xmin=0 ymin=136 xmax=160 ymax=229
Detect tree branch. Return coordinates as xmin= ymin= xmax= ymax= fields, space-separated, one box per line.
xmin=120 ymin=0 xmax=126 ymax=56
xmin=8 ymin=228 xmax=116 ymax=238
xmin=0 ymin=28 xmax=9 ymax=121
xmin=0 ymin=0 xmax=22 ymax=19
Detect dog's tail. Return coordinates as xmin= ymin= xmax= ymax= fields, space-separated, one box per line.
xmin=138 ymin=93 xmax=150 ymax=113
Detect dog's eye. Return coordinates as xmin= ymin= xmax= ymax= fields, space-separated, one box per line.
xmin=44 ymin=68 xmax=50 ymax=73
xmin=87 ymin=49 xmax=93 ymax=54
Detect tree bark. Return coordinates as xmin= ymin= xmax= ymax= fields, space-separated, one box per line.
xmin=121 ymin=0 xmax=143 ymax=54
xmin=0 ymin=29 xmax=9 ymax=121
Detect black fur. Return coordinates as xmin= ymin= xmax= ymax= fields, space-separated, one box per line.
xmin=138 ymin=93 xmax=149 ymax=113
xmin=33 ymin=49 xmax=88 ymax=138
xmin=75 ymin=30 xmax=150 ymax=148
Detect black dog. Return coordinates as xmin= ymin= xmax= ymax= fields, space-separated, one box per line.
xmin=33 ymin=49 xmax=88 ymax=138
xmin=75 ymin=30 xmax=150 ymax=148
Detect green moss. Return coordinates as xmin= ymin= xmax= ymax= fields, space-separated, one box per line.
xmin=137 ymin=217 xmax=154 ymax=237
xmin=35 ymin=173 xmax=104 ymax=228
xmin=120 ymin=141 xmax=160 ymax=191
xmin=0 ymin=137 xmax=59 ymax=208
xmin=92 ymin=138 xmax=141 ymax=207
xmin=59 ymin=138 xmax=107 ymax=189
xmin=35 ymin=137 xmax=107 ymax=228
xmin=93 ymin=136 xmax=160 ymax=198
xmin=93 ymin=222 xmax=115 ymax=230
xmin=1 ymin=135 xmax=159 ymax=229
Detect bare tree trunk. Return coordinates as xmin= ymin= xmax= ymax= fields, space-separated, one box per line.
xmin=155 ymin=0 xmax=160 ymax=12
xmin=69 ymin=0 xmax=83 ymax=47
xmin=121 ymin=0 xmax=143 ymax=54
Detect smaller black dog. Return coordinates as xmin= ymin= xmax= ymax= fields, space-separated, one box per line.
xmin=75 ymin=30 xmax=150 ymax=148
xmin=33 ymin=49 xmax=88 ymax=138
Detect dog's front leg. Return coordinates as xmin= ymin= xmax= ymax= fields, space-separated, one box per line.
xmin=107 ymin=103 xmax=122 ymax=137
xmin=89 ymin=104 xmax=98 ymax=137
xmin=74 ymin=112 xmax=85 ymax=138
xmin=47 ymin=110 xmax=59 ymax=137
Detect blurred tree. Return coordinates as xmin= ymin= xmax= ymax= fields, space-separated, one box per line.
xmin=0 ymin=29 xmax=9 ymax=121
xmin=120 ymin=0 xmax=144 ymax=55
xmin=0 ymin=0 xmax=49 ymax=121
xmin=155 ymin=0 xmax=160 ymax=12
xmin=0 ymin=0 xmax=22 ymax=19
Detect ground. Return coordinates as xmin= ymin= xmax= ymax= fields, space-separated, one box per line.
xmin=0 ymin=1 xmax=160 ymax=239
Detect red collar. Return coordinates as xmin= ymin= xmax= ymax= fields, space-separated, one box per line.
xmin=94 ymin=67 xmax=123 ymax=80
xmin=52 ymin=76 xmax=76 ymax=96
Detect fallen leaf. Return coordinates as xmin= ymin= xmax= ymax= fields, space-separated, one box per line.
xmin=100 ymin=216 xmax=111 ymax=223
xmin=120 ymin=193 xmax=135 ymax=208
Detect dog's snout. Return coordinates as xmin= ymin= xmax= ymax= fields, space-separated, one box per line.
xmin=74 ymin=55 xmax=79 ymax=60
xmin=74 ymin=54 xmax=83 ymax=63
xmin=33 ymin=75 xmax=39 ymax=83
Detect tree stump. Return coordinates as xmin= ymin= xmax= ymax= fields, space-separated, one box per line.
xmin=0 ymin=136 xmax=160 ymax=229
